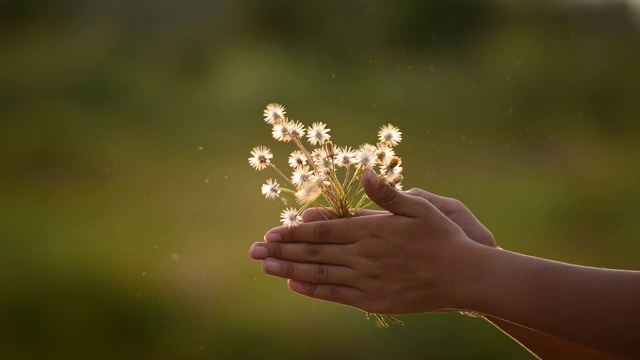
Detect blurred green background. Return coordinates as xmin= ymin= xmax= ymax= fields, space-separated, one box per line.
xmin=1 ymin=0 xmax=639 ymax=358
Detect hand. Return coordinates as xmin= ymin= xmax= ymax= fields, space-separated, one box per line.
xmin=249 ymin=169 xmax=485 ymax=315
xmin=303 ymin=188 xmax=496 ymax=249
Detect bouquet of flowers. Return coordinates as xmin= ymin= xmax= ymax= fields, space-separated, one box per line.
xmin=249 ymin=103 xmax=405 ymax=327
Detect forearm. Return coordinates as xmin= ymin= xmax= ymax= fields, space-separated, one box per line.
xmin=463 ymin=246 xmax=640 ymax=358
xmin=484 ymin=316 xmax=629 ymax=359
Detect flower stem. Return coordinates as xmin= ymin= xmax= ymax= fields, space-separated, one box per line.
xmin=293 ymin=138 xmax=316 ymax=173
xmin=270 ymin=164 xmax=292 ymax=185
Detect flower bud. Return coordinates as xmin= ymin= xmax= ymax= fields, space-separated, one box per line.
xmin=325 ymin=141 xmax=336 ymax=158
xmin=387 ymin=156 xmax=401 ymax=170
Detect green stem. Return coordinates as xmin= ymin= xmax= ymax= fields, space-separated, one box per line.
xmin=270 ymin=164 xmax=292 ymax=185
xmin=280 ymin=188 xmax=297 ymax=195
xmin=345 ymin=166 xmax=364 ymax=196
xmin=353 ymin=193 xmax=370 ymax=213
xmin=341 ymin=166 xmax=351 ymax=189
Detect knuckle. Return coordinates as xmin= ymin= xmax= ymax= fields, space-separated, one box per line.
xmin=450 ymin=198 xmax=465 ymax=209
xmin=380 ymin=184 xmax=399 ymax=204
xmin=304 ymin=244 xmax=321 ymax=261
xmin=406 ymin=187 xmax=423 ymax=197
xmin=282 ymin=261 xmax=294 ymax=278
xmin=314 ymin=265 xmax=329 ymax=282
xmin=271 ymin=243 xmax=283 ymax=258
xmin=314 ymin=222 xmax=331 ymax=242
xmin=327 ymin=285 xmax=342 ymax=300
xmin=446 ymin=198 xmax=468 ymax=216
xmin=307 ymin=283 xmax=317 ymax=297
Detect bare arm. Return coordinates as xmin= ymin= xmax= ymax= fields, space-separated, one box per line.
xmin=467 ymin=245 xmax=640 ymax=358
xmin=485 ymin=316 xmax=629 ymax=359
xmin=249 ymin=169 xmax=640 ymax=358
xmin=385 ymin=188 xmax=636 ymax=359
xmin=293 ymin=211 xmax=626 ymax=359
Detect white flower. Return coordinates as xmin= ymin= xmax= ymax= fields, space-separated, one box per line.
xmin=355 ymin=144 xmax=378 ymax=168
xmin=376 ymin=142 xmax=396 ymax=165
xmin=252 ymin=104 xmax=408 ymax=235
xmin=388 ymin=173 xmax=404 ymax=190
xmin=306 ymin=122 xmax=331 ymax=145
xmin=272 ymin=119 xmax=305 ymax=142
xmin=264 ymin=103 xmax=286 ymax=125
xmin=310 ymin=148 xmax=327 ymax=163
xmin=295 ymin=176 xmax=326 ymax=204
xmin=280 ymin=207 xmax=302 ymax=228
xmin=335 ymin=146 xmax=356 ymax=167
xmin=261 ymin=179 xmax=281 ymax=199
xmin=272 ymin=122 xmax=291 ymax=142
xmin=286 ymin=119 xmax=306 ymax=139
xmin=291 ymin=165 xmax=314 ymax=186
xmin=381 ymin=157 xmax=403 ymax=181
xmin=309 ymin=148 xmax=332 ymax=173
xmin=381 ymin=156 xmax=403 ymax=189
xmin=248 ymin=146 xmax=273 ymax=171
xmin=378 ymin=124 xmax=402 ymax=147
xmin=288 ymin=150 xmax=307 ymax=169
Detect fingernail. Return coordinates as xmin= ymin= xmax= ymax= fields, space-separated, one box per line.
xmin=365 ymin=169 xmax=381 ymax=190
xmin=249 ymin=243 xmax=268 ymax=259
xmin=263 ymin=259 xmax=281 ymax=273
xmin=264 ymin=232 xmax=282 ymax=242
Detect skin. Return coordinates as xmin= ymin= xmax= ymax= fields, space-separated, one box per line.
xmin=249 ymin=169 xmax=640 ymax=359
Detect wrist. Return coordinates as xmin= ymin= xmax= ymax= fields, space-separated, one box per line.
xmin=452 ymin=241 xmax=498 ymax=313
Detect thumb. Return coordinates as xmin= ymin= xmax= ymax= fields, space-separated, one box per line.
xmin=362 ymin=169 xmax=432 ymax=218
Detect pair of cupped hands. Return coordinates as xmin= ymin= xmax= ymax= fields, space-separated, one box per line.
xmin=249 ymin=168 xmax=495 ymax=315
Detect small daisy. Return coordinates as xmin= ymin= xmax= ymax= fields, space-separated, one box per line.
xmin=295 ymin=176 xmax=326 ymax=204
xmin=291 ymin=166 xmax=314 ymax=186
xmin=248 ymin=146 xmax=273 ymax=171
xmin=280 ymin=207 xmax=302 ymax=228
xmin=309 ymin=148 xmax=332 ymax=173
xmin=310 ymin=148 xmax=327 ymax=163
xmin=306 ymin=122 xmax=331 ymax=145
xmin=376 ymin=142 xmax=396 ymax=165
xmin=288 ymin=150 xmax=307 ymax=169
xmin=309 ymin=147 xmax=327 ymax=165
xmin=273 ymin=119 xmax=305 ymax=142
xmin=286 ymin=119 xmax=306 ymax=140
xmin=355 ymin=143 xmax=378 ymax=168
xmin=335 ymin=147 xmax=356 ymax=167
xmin=261 ymin=179 xmax=281 ymax=199
xmin=378 ymin=124 xmax=402 ymax=147
xmin=263 ymin=103 xmax=286 ymax=125
xmin=272 ymin=122 xmax=291 ymax=142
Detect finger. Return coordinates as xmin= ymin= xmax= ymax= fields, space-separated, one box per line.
xmin=301 ymin=208 xmax=336 ymax=223
xmin=265 ymin=216 xmax=368 ymax=244
xmin=302 ymin=208 xmax=387 ymax=223
xmin=262 ymin=258 xmax=355 ymax=285
xmin=249 ymin=241 xmax=351 ymax=266
xmin=405 ymin=188 xmax=495 ymax=247
xmin=404 ymin=188 xmax=462 ymax=216
xmin=362 ymin=169 xmax=436 ymax=218
xmin=288 ymin=279 xmax=363 ymax=309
